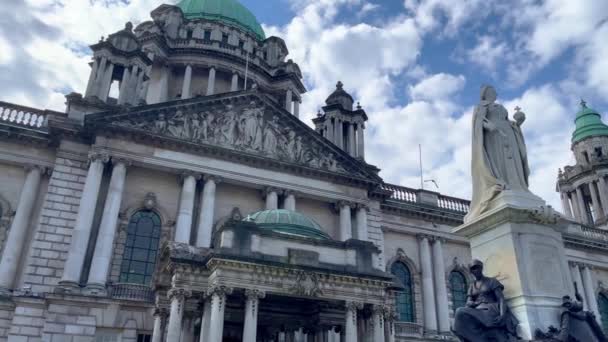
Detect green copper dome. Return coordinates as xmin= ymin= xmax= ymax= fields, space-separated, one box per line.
xmin=177 ymin=0 xmax=266 ymax=40
xmin=572 ymin=101 xmax=608 ymax=143
xmin=244 ymin=209 xmax=331 ymax=240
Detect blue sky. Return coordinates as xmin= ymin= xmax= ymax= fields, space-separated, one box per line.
xmin=1 ymin=0 xmax=608 ymax=209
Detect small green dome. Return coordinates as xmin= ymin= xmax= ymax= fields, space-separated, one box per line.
xmin=244 ymin=209 xmax=331 ymax=240
xmin=177 ymin=0 xmax=266 ymax=40
xmin=572 ymin=100 xmax=608 ymax=143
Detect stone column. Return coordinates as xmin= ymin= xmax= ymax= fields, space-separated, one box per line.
xmin=85 ymin=57 xmax=100 ymax=97
xmin=590 ymin=181 xmax=604 ymax=222
xmin=265 ymin=187 xmax=279 ymax=210
xmin=418 ymin=235 xmax=438 ymax=333
xmin=326 ymin=120 xmax=334 ymax=142
xmin=118 ymin=65 xmax=132 ymax=104
xmin=167 ymin=289 xmax=191 ymax=342
xmin=344 ymin=302 xmax=362 ymax=342
xmin=348 ymin=123 xmax=356 ymax=156
xmin=570 ymin=191 xmax=581 ymax=222
xmin=432 ymin=238 xmax=450 ymax=333
xmin=196 ymin=176 xmax=219 ymax=248
xmin=243 ymin=289 xmax=265 ymax=342
xmin=570 ymin=263 xmax=588 ymax=310
xmin=182 ymin=65 xmax=193 ymax=99
xmin=131 ymin=65 xmax=142 ymax=104
xmin=231 ymin=73 xmax=239 ymax=92
xmin=199 ymin=297 xmax=212 ymax=342
xmin=357 ymin=123 xmax=365 ymax=159
xmin=337 ymin=119 xmax=344 ymax=149
xmin=284 ymin=191 xmax=296 ymax=211
xmin=560 ymin=191 xmax=573 ymax=218
xmin=338 ymin=201 xmax=352 ymax=241
xmin=175 ymin=172 xmax=199 ymax=244
xmin=334 ymin=119 xmax=341 ymax=148
xmin=60 ymin=152 xmax=109 ymax=289
xmin=372 ymin=306 xmax=385 ymax=342
xmin=576 ymin=186 xmax=590 ymax=225
xmin=0 ymin=165 xmax=43 ymax=292
xmin=92 ymin=57 xmax=108 ymax=98
xmin=581 ymin=265 xmax=600 ymax=321
xmin=383 ymin=309 xmax=397 ymax=342
xmin=294 ymin=100 xmax=300 ymax=118
xmin=207 ymin=286 xmax=233 ymax=342
xmin=151 ymin=308 xmax=166 ymax=342
xmin=285 ymin=89 xmax=293 ymax=113
xmin=355 ymin=204 xmax=368 ymax=241
xmin=598 ymin=176 xmax=608 ymax=218
xmin=87 ymin=158 xmax=129 ymax=291
xmin=206 ymin=67 xmax=216 ymax=96
xmin=99 ymin=62 xmax=115 ymax=101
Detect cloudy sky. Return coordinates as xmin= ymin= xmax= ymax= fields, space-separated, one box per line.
xmin=2 ymin=0 xmax=608 ymax=209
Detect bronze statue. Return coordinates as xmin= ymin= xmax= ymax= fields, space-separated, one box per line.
xmin=535 ymin=284 xmax=608 ymax=342
xmin=452 ymin=259 xmax=519 ymax=342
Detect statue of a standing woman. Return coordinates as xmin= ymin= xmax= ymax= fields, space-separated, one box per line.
xmin=466 ymin=85 xmax=532 ymax=221
xmin=453 ymin=260 xmax=519 ymax=342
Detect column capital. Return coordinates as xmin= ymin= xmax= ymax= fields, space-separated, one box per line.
xmin=203 ymin=174 xmax=222 ymax=184
xmin=153 ymin=307 xmax=169 ymax=318
xmin=167 ymin=288 xmax=192 ymax=301
xmin=88 ymin=151 xmax=110 ymax=164
xmin=263 ymin=186 xmax=280 ymax=196
xmin=433 ymin=236 xmax=446 ymax=244
xmin=111 ymin=156 xmax=132 ymax=168
xmin=355 ymin=203 xmax=369 ymax=211
xmin=416 ymin=233 xmax=433 ymax=241
xmin=244 ymin=288 xmax=266 ymax=300
xmin=283 ymin=189 xmax=298 ymax=197
xmin=383 ymin=306 xmax=398 ymax=322
xmin=179 ymin=170 xmax=202 ymax=182
xmin=336 ymin=200 xmax=355 ymax=210
xmin=23 ymin=164 xmax=49 ymax=175
xmin=207 ymin=285 xmax=233 ymax=297
xmin=344 ymin=301 xmax=363 ymax=312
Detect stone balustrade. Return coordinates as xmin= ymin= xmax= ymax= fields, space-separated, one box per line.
xmin=394 ymin=322 xmax=424 ymax=338
xmin=383 ymin=184 xmax=418 ymax=203
xmin=0 ymin=101 xmax=49 ymax=128
xmin=109 ymin=283 xmax=155 ymax=302
xmin=438 ymin=194 xmax=470 ymax=213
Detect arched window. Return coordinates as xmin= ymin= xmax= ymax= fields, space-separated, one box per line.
xmin=599 ymin=293 xmax=608 ymax=331
xmin=119 ymin=210 xmax=161 ymax=285
xmin=450 ymin=271 xmax=468 ymax=313
xmin=391 ymin=262 xmax=415 ymax=322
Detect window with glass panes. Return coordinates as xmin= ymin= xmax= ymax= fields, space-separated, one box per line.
xmin=449 ymin=271 xmax=468 ymax=313
xmin=137 ymin=334 xmax=152 ymax=342
xmin=119 ymin=210 xmax=161 ymax=285
xmin=391 ymin=262 xmax=415 ymax=322
xmin=599 ymin=293 xmax=608 ymax=331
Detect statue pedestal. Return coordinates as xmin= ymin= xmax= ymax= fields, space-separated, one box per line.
xmin=454 ymin=202 xmax=573 ymax=340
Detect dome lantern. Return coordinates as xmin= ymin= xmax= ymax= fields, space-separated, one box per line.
xmin=572 ymin=99 xmax=608 ymax=143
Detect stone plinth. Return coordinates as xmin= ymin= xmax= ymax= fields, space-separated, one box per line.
xmin=454 ymin=198 xmax=573 ymax=340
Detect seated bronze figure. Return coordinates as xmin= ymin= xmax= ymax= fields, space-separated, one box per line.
xmin=452 ymin=259 xmax=519 ymax=342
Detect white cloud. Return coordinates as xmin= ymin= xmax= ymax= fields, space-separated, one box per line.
xmin=467 ymin=35 xmax=507 ymax=72
xmin=0 ymin=36 xmax=14 ymax=65
xmin=409 ymin=73 xmax=465 ymax=101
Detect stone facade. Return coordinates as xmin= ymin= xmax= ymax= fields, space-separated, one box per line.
xmin=0 ymin=2 xmax=607 ymax=342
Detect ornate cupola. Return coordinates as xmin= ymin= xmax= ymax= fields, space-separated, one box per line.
xmin=83 ymin=22 xmax=152 ymax=106
xmin=556 ymin=100 xmax=608 ymax=228
xmin=313 ymin=82 xmax=368 ymax=159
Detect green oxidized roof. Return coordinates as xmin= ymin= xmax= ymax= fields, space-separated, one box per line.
xmin=177 ymin=0 xmax=266 ymax=40
xmin=572 ymin=100 xmax=608 ymax=143
xmin=244 ymin=209 xmax=331 ymax=240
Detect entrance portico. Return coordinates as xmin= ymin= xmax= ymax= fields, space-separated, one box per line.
xmin=155 ymin=218 xmax=396 ymax=342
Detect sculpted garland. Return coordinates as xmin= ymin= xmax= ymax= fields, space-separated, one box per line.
xmin=117 ymin=102 xmax=349 ymax=174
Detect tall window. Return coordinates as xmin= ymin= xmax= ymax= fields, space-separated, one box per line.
xmin=391 ymin=262 xmax=415 ymax=322
xmin=450 ymin=271 xmax=468 ymax=313
xmin=599 ymin=293 xmax=608 ymax=331
xmin=119 ymin=210 xmax=161 ymax=285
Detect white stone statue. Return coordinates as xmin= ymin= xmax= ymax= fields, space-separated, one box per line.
xmin=466 ymin=85 xmax=537 ymax=221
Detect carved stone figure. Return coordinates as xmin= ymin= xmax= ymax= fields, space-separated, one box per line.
xmin=219 ymin=105 xmax=238 ymax=146
xmin=154 ymin=113 xmax=167 ymax=134
xmin=453 ymin=259 xmax=519 ymax=342
xmin=263 ymin=116 xmax=280 ymax=155
xmin=241 ymin=102 xmax=263 ymax=150
xmin=467 ymin=85 xmax=532 ymax=220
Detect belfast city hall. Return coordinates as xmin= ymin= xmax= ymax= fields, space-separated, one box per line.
xmin=2 ymin=0 xmax=608 ymax=341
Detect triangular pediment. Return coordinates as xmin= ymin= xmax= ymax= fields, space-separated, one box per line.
xmin=85 ymin=91 xmax=381 ymax=183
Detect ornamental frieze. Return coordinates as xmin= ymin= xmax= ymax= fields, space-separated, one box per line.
xmin=111 ymin=100 xmax=357 ymax=176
